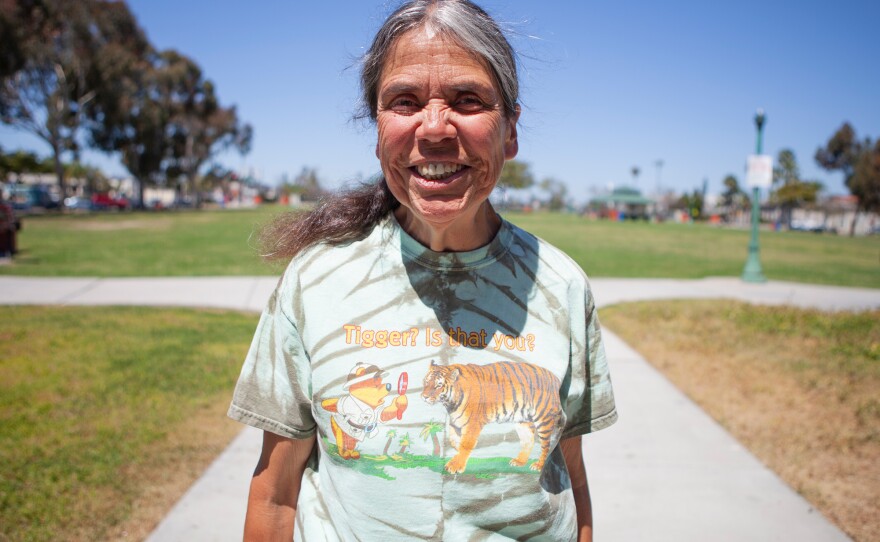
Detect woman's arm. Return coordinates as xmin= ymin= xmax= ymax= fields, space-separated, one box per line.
xmin=243 ymin=431 xmax=316 ymax=542
xmin=561 ymin=435 xmax=593 ymax=542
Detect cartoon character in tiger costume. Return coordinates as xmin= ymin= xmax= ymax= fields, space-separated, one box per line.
xmin=421 ymin=360 xmax=563 ymax=474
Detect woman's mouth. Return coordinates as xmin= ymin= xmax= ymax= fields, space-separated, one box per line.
xmin=412 ymin=163 xmax=466 ymax=181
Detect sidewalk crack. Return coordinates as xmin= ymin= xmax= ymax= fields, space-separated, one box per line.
xmin=59 ymin=278 xmax=103 ymax=304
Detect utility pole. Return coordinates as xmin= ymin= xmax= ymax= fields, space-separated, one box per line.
xmin=742 ymin=109 xmax=768 ymax=283
xmin=654 ymin=159 xmax=664 ymax=195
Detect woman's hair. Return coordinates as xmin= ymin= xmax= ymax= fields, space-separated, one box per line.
xmin=359 ymin=0 xmax=519 ymax=121
xmin=261 ymin=0 xmax=519 ymax=262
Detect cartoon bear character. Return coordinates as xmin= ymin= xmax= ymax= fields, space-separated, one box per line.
xmin=321 ymin=363 xmax=408 ymax=459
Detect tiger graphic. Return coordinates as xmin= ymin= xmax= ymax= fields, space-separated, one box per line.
xmin=421 ymin=360 xmax=563 ymax=474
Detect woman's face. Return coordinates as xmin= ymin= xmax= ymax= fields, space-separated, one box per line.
xmin=375 ymin=28 xmax=518 ymax=246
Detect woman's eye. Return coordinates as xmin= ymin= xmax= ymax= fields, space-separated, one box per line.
xmin=389 ymin=97 xmax=420 ymax=113
xmin=455 ymin=96 xmax=485 ymax=112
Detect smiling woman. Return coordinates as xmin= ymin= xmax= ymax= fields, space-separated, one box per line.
xmin=375 ymin=29 xmax=518 ymax=251
xmin=230 ymin=1 xmax=616 ymax=541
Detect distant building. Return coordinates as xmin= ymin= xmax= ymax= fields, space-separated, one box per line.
xmin=588 ymin=187 xmax=655 ymax=220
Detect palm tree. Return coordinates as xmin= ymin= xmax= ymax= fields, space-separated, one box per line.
xmin=382 ymin=429 xmax=397 ymax=456
xmin=419 ymin=421 xmax=444 ymax=456
xmin=397 ymin=432 xmax=411 ymax=455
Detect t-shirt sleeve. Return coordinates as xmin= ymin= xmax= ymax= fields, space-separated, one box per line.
xmin=227 ymin=269 xmax=316 ymax=439
xmin=561 ymin=280 xmax=617 ymax=439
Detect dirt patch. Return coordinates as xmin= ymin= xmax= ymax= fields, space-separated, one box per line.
xmin=63 ymin=212 xmax=222 ymax=232
xmin=67 ymin=218 xmax=174 ymax=232
xmin=602 ymin=300 xmax=880 ymax=542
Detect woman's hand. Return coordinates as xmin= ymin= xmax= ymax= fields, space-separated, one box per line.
xmin=243 ymin=431 xmax=315 ymax=542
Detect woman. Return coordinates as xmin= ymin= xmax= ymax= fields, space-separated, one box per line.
xmin=228 ymin=1 xmax=616 ymax=540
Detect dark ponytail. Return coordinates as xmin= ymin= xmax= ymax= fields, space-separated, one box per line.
xmin=259 ymin=177 xmax=399 ymax=262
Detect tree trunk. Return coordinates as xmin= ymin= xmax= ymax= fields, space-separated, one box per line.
xmin=137 ymin=177 xmax=146 ymax=210
xmin=51 ymin=142 xmax=67 ymax=199
xmin=193 ymin=175 xmax=203 ymax=208
xmin=849 ymin=204 xmax=860 ymax=237
xmin=382 ymin=438 xmax=392 ymax=456
xmin=432 ymin=434 xmax=440 ymax=456
xmin=399 ymin=445 xmax=408 ymax=454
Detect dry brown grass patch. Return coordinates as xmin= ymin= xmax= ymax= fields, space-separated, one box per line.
xmin=601 ymin=300 xmax=879 ymax=542
xmin=65 ymin=218 xmax=174 ymax=231
xmin=102 ymin=404 xmax=243 ymax=541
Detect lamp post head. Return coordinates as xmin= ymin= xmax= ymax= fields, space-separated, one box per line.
xmin=754 ymin=108 xmax=766 ymax=130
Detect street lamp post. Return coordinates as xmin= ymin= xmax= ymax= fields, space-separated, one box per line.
xmin=742 ymin=109 xmax=767 ymax=283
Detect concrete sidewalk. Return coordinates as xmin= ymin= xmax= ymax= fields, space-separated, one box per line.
xmin=2 ymin=275 xmax=879 ymax=313
xmin=3 ymin=276 xmax=876 ymax=541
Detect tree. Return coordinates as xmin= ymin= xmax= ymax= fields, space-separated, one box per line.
xmin=816 ymin=123 xmax=879 ymax=235
xmin=0 ymin=1 xmax=147 ymax=197
xmin=630 ymin=166 xmax=640 ymax=186
xmin=292 ymin=167 xmax=325 ymax=201
xmin=89 ymin=49 xmax=202 ymax=208
xmin=159 ymin=50 xmax=252 ymax=206
xmin=815 ymin=123 xmax=859 ymax=184
xmin=199 ymin=164 xmax=234 ymax=196
xmin=721 ymin=174 xmax=749 ymax=209
xmin=382 ymin=429 xmax=397 ymax=456
xmin=677 ymin=189 xmax=704 ymax=220
xmin=88 ymin=51 xmax=170 ymax=207
xmin=498 ymin=159 xmax=534 ymax=190
xmin=64 ymin=160 xmax=109 ymax=194
xmin=397 ymin=432 xmax=411 ymax=455
xmin=419 ymin=421 xmax=443 ymax=456
xmin=849 ymin=139 xmax=880 ymax=223
xmin=771 ymin=149 xmax=822 ymax=227
xmin=775 ymin=150 xmax=799 ymax=187
xmin=0 ymin=148 xmax=53 ymax=179
xmin=539 ymin=177 xmax=568 ymax=211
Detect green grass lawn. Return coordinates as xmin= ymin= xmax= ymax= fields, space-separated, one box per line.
xmin=0 ymin=306 xmax=256 ymax=542
xmin=2 ymin=208 xmax=878 ymax=287
xmin=510 ymin=213 xmax=879 ymax=288
xmin=2 ymin=207 xmax=287 ymax=277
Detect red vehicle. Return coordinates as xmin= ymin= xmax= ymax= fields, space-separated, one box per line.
xmin=90 ymin=193 xmax=130 ymax=210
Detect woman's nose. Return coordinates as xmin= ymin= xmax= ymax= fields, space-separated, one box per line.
xmin=416 ymin=104 xmax=456 ymax=142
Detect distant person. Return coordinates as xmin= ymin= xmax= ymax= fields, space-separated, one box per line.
xmin=228 ymin=1 xmax=616 ymax=540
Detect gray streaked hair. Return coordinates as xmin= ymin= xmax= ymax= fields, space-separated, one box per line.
xmin=359 ymin=0 xmax=519 ymax=120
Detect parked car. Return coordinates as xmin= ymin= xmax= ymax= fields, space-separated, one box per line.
xmin=9 ymin=184 xmax=61 ymax=212
xmin=90 ymin=193 xmax=130 ymax=210
xmin=172 ymin=196 xmax=196 ymax=209
xmin=63 ymin=196 xmax=94 ymax=212
xmin=790 ymin=219 xmax=827 ymax=233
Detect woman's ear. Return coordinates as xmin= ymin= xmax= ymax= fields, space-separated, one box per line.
xmin=504 ymin=106 xmax=520 ymax=160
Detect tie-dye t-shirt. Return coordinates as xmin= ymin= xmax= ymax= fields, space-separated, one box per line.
xmin=228 ymin=215 xmax=617 ymax=541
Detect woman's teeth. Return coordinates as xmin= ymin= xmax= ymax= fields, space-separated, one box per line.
xmin=417 ymin=163 xmax=463 ymax=180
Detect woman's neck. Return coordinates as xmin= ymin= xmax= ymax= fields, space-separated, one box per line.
xmin=394 ymin=203 xmax=501 ymax=252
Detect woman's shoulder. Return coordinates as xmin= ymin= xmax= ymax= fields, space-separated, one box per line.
xmin=503 ymin=219 xmax=591 ymax=285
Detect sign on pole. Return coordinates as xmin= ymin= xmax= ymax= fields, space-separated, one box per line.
xmin=746 ymin=155 xmax=773 ymax=188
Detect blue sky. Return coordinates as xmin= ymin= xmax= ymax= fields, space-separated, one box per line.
xmin=1 ymin=0 xmax=878 ymax=201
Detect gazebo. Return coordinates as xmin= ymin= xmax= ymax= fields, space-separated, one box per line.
xmin=589 ymin=187 xmax=655 ymax=220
